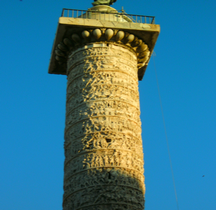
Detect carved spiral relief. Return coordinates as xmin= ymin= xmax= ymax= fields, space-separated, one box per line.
xmin=63 ymin=43 xmax=145 ymax=210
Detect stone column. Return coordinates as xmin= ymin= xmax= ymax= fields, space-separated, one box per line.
xmin=48 ymin=5 xmax=160 ymax=210
xmin=63 ymin=41 xmax=145 ymax=210
xmin=56 ymin=26 xmax=151 ymax=209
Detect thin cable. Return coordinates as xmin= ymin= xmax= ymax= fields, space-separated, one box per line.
xmin=152 ymin=52 xmax=180 ymax=210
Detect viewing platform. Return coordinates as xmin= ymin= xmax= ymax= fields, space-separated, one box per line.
xmin=61 ymin=8 xmax=156 ymax=24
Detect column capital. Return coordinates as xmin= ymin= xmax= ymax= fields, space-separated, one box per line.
xmin=48 ymin=8 xmax=160 ymax=80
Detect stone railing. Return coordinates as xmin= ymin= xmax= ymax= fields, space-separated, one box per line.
xmin=61 ymin=8 xmax=155 ymax=24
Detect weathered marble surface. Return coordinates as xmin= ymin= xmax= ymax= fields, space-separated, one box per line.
xmin=63 ymin=43 xmax=145 ymax=210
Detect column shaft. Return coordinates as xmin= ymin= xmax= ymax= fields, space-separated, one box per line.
xmin=63 ymin=43 xmax=145 ymax=210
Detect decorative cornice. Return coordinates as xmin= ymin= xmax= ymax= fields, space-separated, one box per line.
xmin=54 ymin=28 xmax=150 ymax=73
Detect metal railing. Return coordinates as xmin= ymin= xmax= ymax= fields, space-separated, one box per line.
xmin=61 ymin=8 xmax=155 ymax=24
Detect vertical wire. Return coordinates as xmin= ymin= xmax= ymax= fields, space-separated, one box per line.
xmin=152 ymin=52 xmax=180 ymax=210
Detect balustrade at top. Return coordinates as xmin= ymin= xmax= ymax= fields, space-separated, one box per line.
xmin=61 ymin=8 xmax=155 ymax=24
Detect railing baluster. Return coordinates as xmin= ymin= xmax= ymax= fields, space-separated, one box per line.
xmin=61 ymin=9 xmax=155 ymax=24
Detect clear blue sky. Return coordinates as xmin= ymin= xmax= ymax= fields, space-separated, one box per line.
xmin=0 ymin=0 xmax=216 ymax=209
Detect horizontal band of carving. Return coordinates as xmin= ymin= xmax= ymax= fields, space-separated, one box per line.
xmin=67 ymin=52 xmax=137 ymax=75
xmin=64 ymin=166 xmax=144 ymax=182
xmin=68 ymin=47 xmax=137 ymax=66
xmin=64 ymin=160 xmax=144 ymax=180
xmin=65 ymin=115 xmax=140 ymax=132
xmin=64 ymin=131 xmax=142 ymax=149
xmin=64 ymin=142 xmax=143 ymax=155
xmin=68 ymin=56 xmax=137 ymax=79
xmin=65 ymin=98 xmax=139 ymax=118
xmin=64 ymin=115 xmax=141 ymax=135
xmin=66 ymin=69 xmax=138 ymax=92
xmin=66 ymin=81 xmax=139 ymax=96
xmin=64 ymin=147 xmax=143 ymax=163
xmin=64 ymin=131 xmax=142 ymax=148
xmin=66 ymin=90 xmax=139 ymax=106
xmin=67 ymin=65 xmax=137 ymax=83
xmin=66 ymin=90 xmax=139 ymax=108
xmin=63 ymin=183 xmax=144 ymax=204
xmin=64 ymin=148 xmax=143 ymax=167
xmin=66 ymin=84 xmax=139 ymax=104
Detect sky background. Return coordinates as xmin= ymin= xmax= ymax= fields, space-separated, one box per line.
xmin=0 ymin=0 xmax=216 ymax=209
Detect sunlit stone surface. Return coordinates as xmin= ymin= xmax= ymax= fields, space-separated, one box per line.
xmin=48 ymin=4 xmax=160 ymax=210
xmin=63 ymin=43 xmax=145 ymax=210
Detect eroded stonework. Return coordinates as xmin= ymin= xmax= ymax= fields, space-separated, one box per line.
xmin=63 ymin=43 xmax=145 ymax=210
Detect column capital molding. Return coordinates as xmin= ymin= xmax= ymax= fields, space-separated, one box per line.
xmin=48 ymin=15 xmax=160 ymax=80
xmin=54 ymin=28 xmax=150 ymax=79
